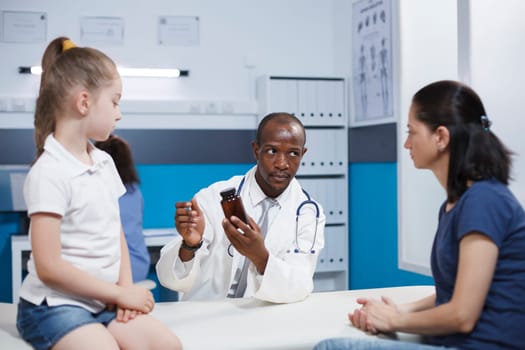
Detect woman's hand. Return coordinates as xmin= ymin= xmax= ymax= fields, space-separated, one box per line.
xmin=348 ymin=296 xmax=400 ymax=334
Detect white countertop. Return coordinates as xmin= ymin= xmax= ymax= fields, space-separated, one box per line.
xmin=0 ymin=285 xmax=434 ymax=350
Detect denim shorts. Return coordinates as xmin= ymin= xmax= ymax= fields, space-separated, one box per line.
xmin=16 ymin=298 xmax=116 ymax=350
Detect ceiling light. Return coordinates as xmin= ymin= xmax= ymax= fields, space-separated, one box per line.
xmin=18 ymin=66 xmax=189 ymax=78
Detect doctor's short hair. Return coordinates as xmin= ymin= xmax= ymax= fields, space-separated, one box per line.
xmin=256 ymin=112 xmax=306 ymax=146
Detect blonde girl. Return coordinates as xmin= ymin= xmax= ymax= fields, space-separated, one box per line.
xmin=16 ymin=37 xmax=181 ymax=350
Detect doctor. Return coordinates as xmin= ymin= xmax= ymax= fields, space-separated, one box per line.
xmin=156 ymin=112 xmax=326 ymax=303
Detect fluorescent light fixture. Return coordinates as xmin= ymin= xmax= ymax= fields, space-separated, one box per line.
xmin=117 ymin=67 xmax=188 ymax=77
xmin=18 ymin=66 xmax=42 ymax=75
xmin=18 ymin=66 xmax=189 ymax=78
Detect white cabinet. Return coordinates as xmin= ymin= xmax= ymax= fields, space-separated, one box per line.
xmin=298 ymin=177 xmax=347 ymax=225
xmin=257 ymin=75 xmax=349 ymax=292
xmin=298 ymin=129 xmax=346 ymax=176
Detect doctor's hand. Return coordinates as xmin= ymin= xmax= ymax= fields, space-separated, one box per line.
xmin=175 ymin=199 xmax=205 ymax=247
xmin=223 ymin=215 xmax=269 ymax=274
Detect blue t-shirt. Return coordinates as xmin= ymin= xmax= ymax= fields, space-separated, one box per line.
xmin=429 ymin=179 xmax=525 ymax=350
xmin=120 ymin=183 xmax=150 ymax=282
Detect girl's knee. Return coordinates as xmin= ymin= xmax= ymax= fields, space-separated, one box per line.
xmin=155 ymin=332 xmax=182 ymax=350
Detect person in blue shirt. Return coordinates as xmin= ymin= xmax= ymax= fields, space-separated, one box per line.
xmin=315 ymin=80 xmax=525 ymax=350
xmin=96 ymin=134 xmax=151 ymax=282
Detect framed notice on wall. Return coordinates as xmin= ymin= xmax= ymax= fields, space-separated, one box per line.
xmin=158 ymin=16 xmax=200 ymax=46
xmin=351 ymin=0 xmax=394 ymax=126
xmin=80 ymin=17 xmax=125 ymax=46
xmin=1 ymin=11 xmax=47 ymax=43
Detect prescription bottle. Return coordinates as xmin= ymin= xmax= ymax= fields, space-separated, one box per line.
xmin=220 ymin=187 xmax=249 ymax=225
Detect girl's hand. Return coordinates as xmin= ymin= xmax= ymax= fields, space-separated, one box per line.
xmin=116 ymin=306 xmax=140 ymax=323
xmin=116 ymin=285 xmax=154 ymax=314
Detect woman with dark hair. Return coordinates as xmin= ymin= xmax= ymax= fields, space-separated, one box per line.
xmin=315 ymin=80 xmax=525 ymax=350
xmin=96 ymin=134 xmax=150 ymax=283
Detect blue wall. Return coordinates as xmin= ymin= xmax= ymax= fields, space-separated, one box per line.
xmin=137 ymin=164 xmax=254 ymax=228
xmin=349 ymin=162 xmax=433 ymax=288
xmin=0 ymin=162 xmax=433 ymax=302
xmin=0 ymin=213 xmax=21 ymax=302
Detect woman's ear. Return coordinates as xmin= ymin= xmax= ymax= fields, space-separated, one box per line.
xmin=435 ymin=125 xmax=450 ymax=151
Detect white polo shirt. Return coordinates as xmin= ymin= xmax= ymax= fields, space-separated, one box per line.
xmin=20 ymin=135 xmax=125 ymax=312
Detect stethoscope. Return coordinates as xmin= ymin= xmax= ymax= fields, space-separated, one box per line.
xmin=226 ymin=177 xmax=320 ymax=256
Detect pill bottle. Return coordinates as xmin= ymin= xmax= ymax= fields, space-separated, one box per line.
xmin=220 ymin=187 xmax=249 ymax=225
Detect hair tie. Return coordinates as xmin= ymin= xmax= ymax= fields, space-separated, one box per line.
xmin=480 ymin=115 xmax=491 ymax=132
xmin=62 ymin=39 xmax=76 ymax=52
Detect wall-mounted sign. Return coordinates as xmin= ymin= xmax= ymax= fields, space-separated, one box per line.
xmin=351 ymin=0 xmax=394 ymax=126
xmin=158 ymin=16 xmax=199 ymax=46
xmin=80 ymin=16 xmax=124 ymax=46
xmin=1 ymin=11 xmax=47 ymax=43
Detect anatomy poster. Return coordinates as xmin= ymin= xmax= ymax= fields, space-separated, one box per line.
xmin=352 ymin=0 xmax=393 ymax=124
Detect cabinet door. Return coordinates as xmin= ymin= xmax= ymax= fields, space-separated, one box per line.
xmin=298 ymin=128 xmax=346 ymax=176
xmin=268 ymin=79 xmax=298 ymax=116
xmin=315 ymin=80 xmax=346 ymax=127
xmin=298 ymin=177 xmax=348 ymax=225
xmin=316 ymin=225 xmax=347 ymax=273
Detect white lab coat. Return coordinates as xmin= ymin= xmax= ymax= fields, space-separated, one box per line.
xmin=156 ymin=166 xmax=325 ymax=303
